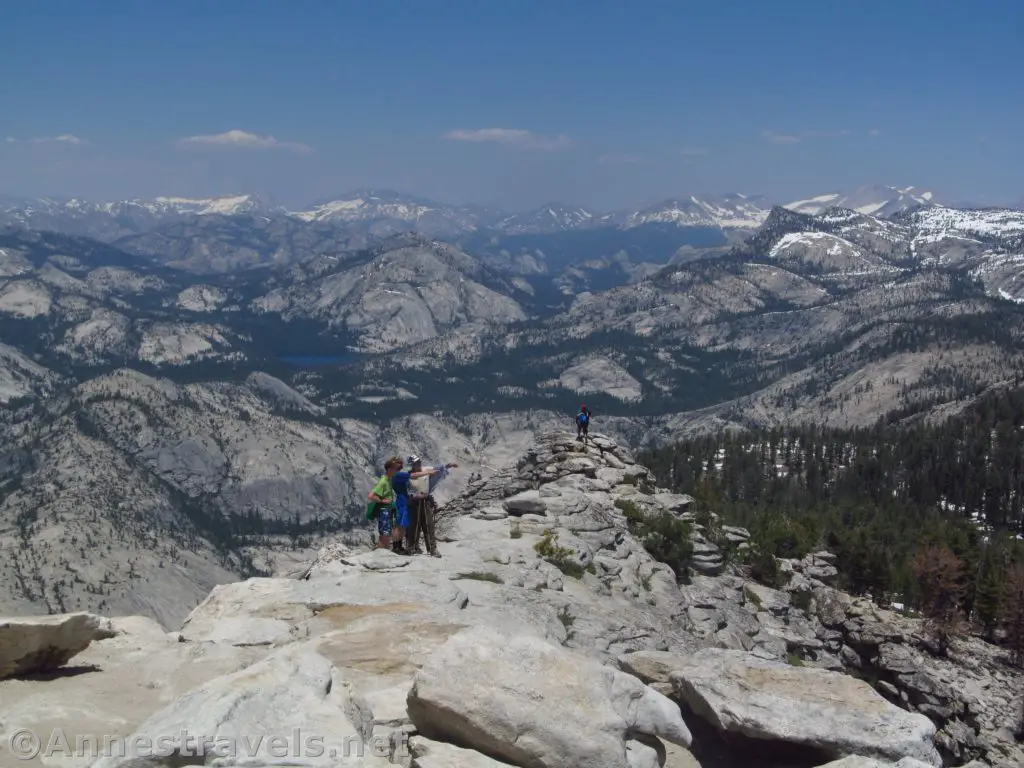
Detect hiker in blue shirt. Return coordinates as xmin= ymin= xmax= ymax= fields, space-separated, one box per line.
xmin=575 ymin=404 xmax=591 ymax=442
xmin=388 ymin=457 xmax=439 ymax=555
xmin=406 ymin=455 xmax=457 ymax=556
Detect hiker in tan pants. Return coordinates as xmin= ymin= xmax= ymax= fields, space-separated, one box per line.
xmin=406 ymin=456 xmax=457 ymax=556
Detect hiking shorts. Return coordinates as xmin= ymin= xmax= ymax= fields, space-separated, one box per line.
xmin=377 ymin=506 xmax=395 ymax=537
xmin=395 ymin=495 xmax=411 ymax=528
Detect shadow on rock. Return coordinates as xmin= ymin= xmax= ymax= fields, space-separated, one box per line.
xmin=682 ymin=702 xmax=833 ymax=768
xmin=11 ymin=663 xmax=102 ymax=681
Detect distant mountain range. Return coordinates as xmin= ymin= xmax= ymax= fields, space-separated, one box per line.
xmin=0 ymin=185 xmax=964 ymax=241
xmin=6 ymin=184 xmax=1017 ymax=281
xmin=3 ymin=190 xmax=1024 ymax=626
xmin=3 ymin=196 xmax=1022 ymax=389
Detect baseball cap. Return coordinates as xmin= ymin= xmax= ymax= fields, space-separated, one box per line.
xmin=408 ymin=455 xmax=421 ymax=464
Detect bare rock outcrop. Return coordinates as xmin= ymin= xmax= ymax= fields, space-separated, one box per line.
xmin=406 ymin=625 xmax=691 ymax=768
xmin=1 ymin=431 xmax=1017 ymax=768
xmin=0 ymin=612 xmax=115 ymax=679
xmin=669 ymin=648 xmax=941 ymax=766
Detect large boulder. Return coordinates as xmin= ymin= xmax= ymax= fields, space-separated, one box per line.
xmin=670 ymin=648 xmax=942 ymax=767
xmin=0 ymin=612 xmax=115 ymax=679
xmin=407 ymin=626 xmax=691 ymax=768
xmin=90 ymin=644 xmax=392 ymax=767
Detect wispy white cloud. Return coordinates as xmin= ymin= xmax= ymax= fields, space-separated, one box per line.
xmin=679 ymin=146 xmax=709 ymax=157
xmin=762 ymin=128 xmax=878 ymax=144
xmin=4 ymin=134 xmax=86 ymax=145
xmin=762 ymin=130 xmax=803 ymax=144
xmin=443 ymin=127 xmax=574 ymax=151
xmin=177 ymin=129 xmax=311 ymax=152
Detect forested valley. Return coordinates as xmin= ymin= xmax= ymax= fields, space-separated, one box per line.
xmin=639 ymin=386 xmax=1024 ymax=653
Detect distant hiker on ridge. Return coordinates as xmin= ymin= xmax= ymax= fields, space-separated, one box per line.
xmin=575 ymin=404 xmax=591 ymax=442
xmin=406 ymin=455 xmax=458 ymax=557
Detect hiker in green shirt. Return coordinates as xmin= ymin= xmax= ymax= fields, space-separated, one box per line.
xmin=368 ymin=457 xmax=402 ymax=550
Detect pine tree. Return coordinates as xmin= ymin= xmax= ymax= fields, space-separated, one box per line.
xmin=974 ymin=553 xmax=1006 ymax=640
xmin=911 ymin=542 xmax=967 ymax=655
xmin=1004 ymin=564 xmax=1024 ymax=669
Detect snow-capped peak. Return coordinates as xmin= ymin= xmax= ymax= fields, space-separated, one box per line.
xmin=785 ymin=186 xmax=938 ymax=218
xmin=623 ymin=194 xmax=772 ymax=230
xmin=147 ymin=194 xmax=269 ymax=216
xmin=0 ymin=193 xmax=274 ymax=218
xmin=289 ymin=189 xmax=442 ymax=224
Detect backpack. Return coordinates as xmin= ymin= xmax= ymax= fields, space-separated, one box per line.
xmin=577 ymin=411 xmax=589 ymax=426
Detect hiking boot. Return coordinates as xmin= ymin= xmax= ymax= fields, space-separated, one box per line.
xmin=429 ymin=550 xmax=441 ymax=558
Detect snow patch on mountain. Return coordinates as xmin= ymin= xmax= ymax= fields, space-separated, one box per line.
xmin=766 ymin=231 xmax=895 ymax=277
xmin=768 ymin=232 xmax=833 ymax=258
xmin=913 ymin=206 xmax=1024 ymax=239
xmin=970 ymin=252 xmax=1024 ymax=303
xmin=786 ymin=194 xmax=842 ymax=214
xmin=772 ymin=203 xmax=1024 ymax=304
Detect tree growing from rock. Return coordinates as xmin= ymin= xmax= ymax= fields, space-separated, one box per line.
xmin=911 ymin=541 xmax=967 ymax=655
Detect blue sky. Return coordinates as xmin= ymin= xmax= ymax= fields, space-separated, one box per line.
xmin=0 ymin=0 xmax=1020 ymax=211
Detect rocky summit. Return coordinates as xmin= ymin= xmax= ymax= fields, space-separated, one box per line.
xmin=0 ymin=432 xmax=1020 ymax=768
